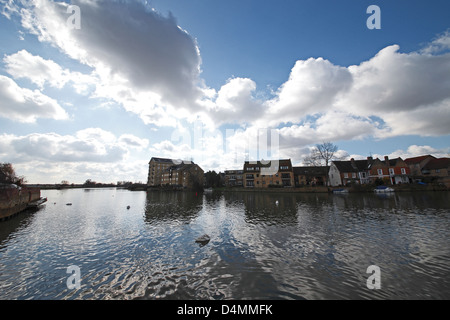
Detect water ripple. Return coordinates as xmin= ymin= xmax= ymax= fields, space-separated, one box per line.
xmin=0 ymin=189 xmax=449 ymax=299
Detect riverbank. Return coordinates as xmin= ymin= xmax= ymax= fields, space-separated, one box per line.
xmin=0 ymin=186 xmax=43 ymax=221
xmin=146 ymin=183 xmax=448 ymax=194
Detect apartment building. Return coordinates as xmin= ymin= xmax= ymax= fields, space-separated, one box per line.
xmin=147 ymin=157 xmax=193 ymax=187
xmin=161 ymin=163 xmax=204 ymax=189
xmin=243 ymin=159 xmax=294 ymax=188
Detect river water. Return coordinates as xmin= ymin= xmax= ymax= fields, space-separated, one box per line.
xmin=0 ymin=188 xmax=449 ymax=300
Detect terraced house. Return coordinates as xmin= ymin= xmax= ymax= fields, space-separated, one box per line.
xmin=405 ymin=155 xmax=450 ymax=187
xmin=243 ymin=159 xmax=294 ymax=188
xmin=329 ymin=156 xmax=411 ymax=187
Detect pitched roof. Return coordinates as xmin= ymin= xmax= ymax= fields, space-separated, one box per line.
xmin=331 ymin=159 xmax=371 ymax=172
xmin=423 ymin=158 xmax=450 ymax=170
xmin=404 ymin=155 xmax=435 ymax=164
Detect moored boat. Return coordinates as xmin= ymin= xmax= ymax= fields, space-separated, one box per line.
xmin=27 ymin=197 xmax=48 ymax=208
xmin=333 ymin=188 xmax=349 ymax=194
xmin=374 ymin=185 xmax=395 ymax=193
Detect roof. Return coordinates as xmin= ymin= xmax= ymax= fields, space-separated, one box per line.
xmin=149 ymin=157 xmax=174 ymax=164
xmin=404 ymin=155 xmax=435 ymax=164
xmin=423 ymin=158 xmax=450 ymax=170
xmin=331 ymin=159 xmax=371 ymax=172
xmin=149 ymin=157 xmax=193 ymax=165
xmin=388 ymin=158 xmax=404 ymax=166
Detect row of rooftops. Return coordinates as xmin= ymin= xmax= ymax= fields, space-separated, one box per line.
xmin=152 ymin=155 xmax=449 ymax=175
xmin=331 ymin=156 xmax=405 ymax=172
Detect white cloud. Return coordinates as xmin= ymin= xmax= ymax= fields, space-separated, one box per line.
xmin=211 ymin=77 xmax=264 ymax=125
xmin=341 ymin=45 xmax=450 ymax=115
xmin=16 ymin=0 xmax=203 ymax=120
xmin=0 ymin=75 xmax=69 ymax=122
xmin=265 ymin=57 xmax=352 ymax=126
xmin=3 ymin=49 xmax=95 ymax=93
xmin=0 ymin=129 xmax=152 ymax=164
xmin=421 ymin=30 xmax=450 ymax=54
xmin=387 ymin=145 xmax=450 ymax=160
xmin=118 ymin=134 xmax=149 ymax=150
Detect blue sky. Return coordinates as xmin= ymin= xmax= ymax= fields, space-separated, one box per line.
xmin=0 ymin=0 xmax=449 ymax=184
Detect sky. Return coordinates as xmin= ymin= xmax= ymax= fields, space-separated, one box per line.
xmin=0 ymin=0 xmax=449 ymax=184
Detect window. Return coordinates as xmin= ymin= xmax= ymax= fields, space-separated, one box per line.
xmin=401 ymin=168 xmax=406 ymax=175
xmin=389 ymin=168 xmax=394 ymax=175
xmin=377 ymin=169 xmax=383 ymax=176
xmin=344 ymin=173 xmax=348 ymax=178
xmin=352 ymin=173 xmax=356 ymax=178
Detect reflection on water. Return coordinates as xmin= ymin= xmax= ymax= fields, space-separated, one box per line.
xmin=0 ymin=189 xmax=449 ymax=300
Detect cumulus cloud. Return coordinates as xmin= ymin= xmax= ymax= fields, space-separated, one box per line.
xmin=0 ymin=75 xmax=69 ymax=122
xmin=1 ymin=0 xmax=449 ymax=183
xmin=0 ymin=129 xmax=150 ymax=164
xmin=16 ymin=0 xmax=203 ymax=115
xmin=386 ymin=145 xmax=450 ymax=160
xmin=340 ymin=45 xmax=450 ymax=115
xmin=265 ymin=58 xmax=352 ymax=126
xmin=118 ymin=134 xmax=149 ymax=150
xmin=210 ymin=77 xmax=264 ymax=125
xmin=3 ymin=49 xmax=95 ymax=93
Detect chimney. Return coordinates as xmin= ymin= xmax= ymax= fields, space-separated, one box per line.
xmin=384 ymin=156 xmax=389 ymax=165
xmin=367 ymin=156 xmax=373 ymax=162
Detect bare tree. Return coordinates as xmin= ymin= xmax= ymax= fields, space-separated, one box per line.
xmin=303 ymin=142 xmax=338 ymax=186
xmin=303 ymin=149 xmax=322 ymax=166
xmin=316 ymin=142 xmax=338 ymax=169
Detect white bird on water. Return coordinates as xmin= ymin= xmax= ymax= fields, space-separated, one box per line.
xmin=275 ymin=201 xmax=279 ymax=206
